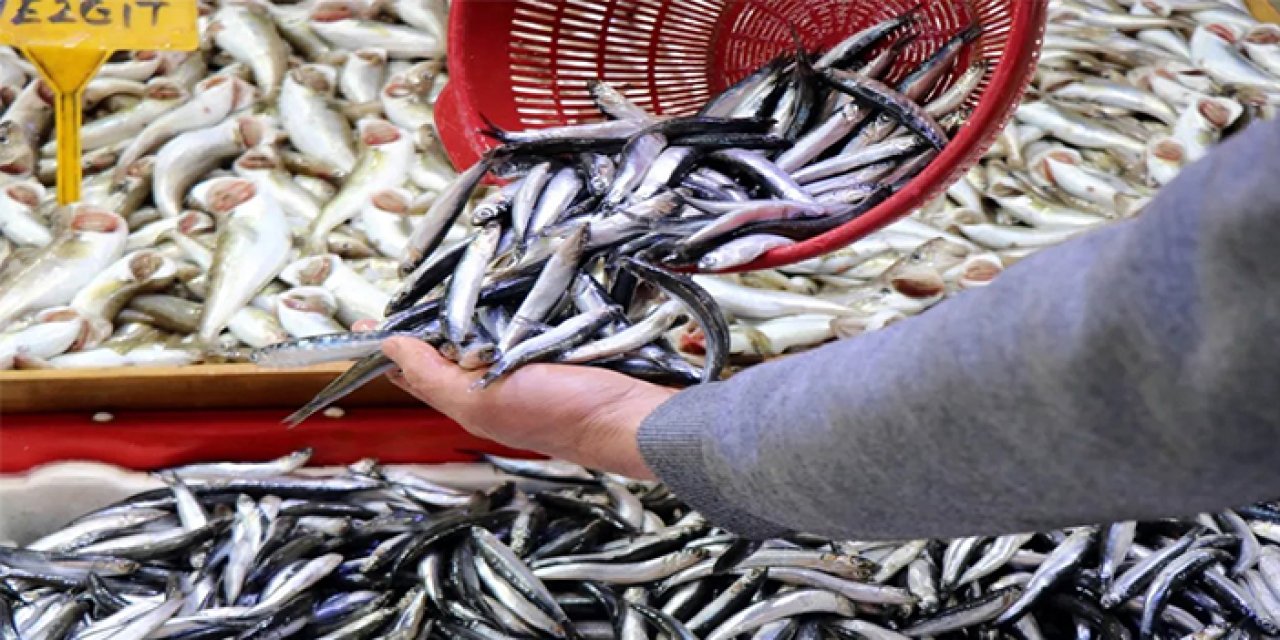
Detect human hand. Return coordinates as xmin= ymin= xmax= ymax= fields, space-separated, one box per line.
xmin=357 ymin=321 xmax=676 ymax=479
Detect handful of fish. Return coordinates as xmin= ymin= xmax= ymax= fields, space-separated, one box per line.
xmin=258 ymin=7 xmax=1002 ymax=421
xmin=5 ymin=449 xmax=1280 ymax=639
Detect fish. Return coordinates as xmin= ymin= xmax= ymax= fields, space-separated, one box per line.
xmin=400 ymin=157 xmax=491 ymax=275
xmin=1 ymin=0 xmax=1272 ymax=449
xmin=43 ymin=80 xmax=187 ymax=156
xmin=0 ymin=308 xmax=97 ymax=370
xmin=233 ymin=147 xmax=323 ymax=228
xmin=996 ymin=527 xmax=1098 ymax=624
xmin=0 ymin=207 xmax=127 ymax=330
xmin=111 ymin=75 xmax=258 ymax=182
xmin=152 ymin=114 xmax=278 ymax=218
xmin=707 ymin=589 xmax=855 ymax=640
xmin=281 ymin=254 xmax=390 ymax=325
xmin=280 ymin=64 xmax=358 ymax=174
xmin=381 ymin=71 xmax=439 ymax=145
xmin=442 ymin=223 xmax=502 ymax=345
xmin=475 ymin=306 xmax=619 ymax=389
xmin=210 ymin=2 xmax=290 ymax=97
xmin=340 ymin=48 xmax=389 ymax=105
xmin=13 ymin=444 xmax=1280 ymax=640
xmin=69 ymin=250 xmax=177 ymax=334
xmin=197 ymin=179 xmax=291 ymax=345
xmin=1190 ymin=23 xmax=1280 ymax=91
xmin=1243 ymin=25 xmax=1280 ymax=77
xmin=499 ymin=224 xmax=589 ymax=353
xmin=311 ymin=17 xmax=444 ymax=59
xmin=277 ymin=287 xmax=347 ymax=338
xmin=306 ymin=118 xmax=414 ymax=253
xmin=0 ymin=180 xmax=49 ymax=247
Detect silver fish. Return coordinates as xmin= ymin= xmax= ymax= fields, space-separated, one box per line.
xmin=153 ymin=114 xmax=278 ymax=218
xmin=112 ymin=75 xmax=257 ymax=181
xmin=311 ymin=17 xmax=444 ymax=59
xmin=443 ymin=223 xmax=502 ymax=345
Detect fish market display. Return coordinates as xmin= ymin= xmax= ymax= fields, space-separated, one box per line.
xmin=2 ymin=0 xmax=1277 ymax=398
xmin=2 ymin=1 xmax=987 ymax=392
xmin=0 ymin=0 xmax=454 ymax=370
xmin=284 ymin=0 xmax=1280 ymax=422
xmin=6 ymin=450 xmax=1280 ymax=639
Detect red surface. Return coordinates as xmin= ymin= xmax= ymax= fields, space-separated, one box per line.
xmin=0 ymin=408 xmax=536 ymax=473
xmin=435 ymin=0 xmax=1048 ymax=272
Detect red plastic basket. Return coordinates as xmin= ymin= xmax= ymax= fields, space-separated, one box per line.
xmin=435 ymin=0 xmax=1047 ymax=272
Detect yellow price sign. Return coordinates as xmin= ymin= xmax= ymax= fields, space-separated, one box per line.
xmin=1245 ymin=0 xmax=1280 ymax=24
xmin=0 ymin=0 xmax=198 ymax=204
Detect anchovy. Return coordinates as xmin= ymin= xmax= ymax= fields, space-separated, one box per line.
xmin=996 ymin=527 xmax=1098 ymax=625
xmin=821 ymin=70 xmax=951 ymax=149
xmin=621 ymin=257 xmax=728 ymax=383
xmin=707 ymin=589 xmax=855 ymax=640
xmin=1103 ymin=528 xmax=1206 ymax=609
xmin=1138 ymin=550 xmax=1224 ymax=638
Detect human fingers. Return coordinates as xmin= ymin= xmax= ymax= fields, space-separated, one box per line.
xmin=381 ymin=337 xmax=481 ymax=410
xmin=352 ymin=319 xmax=378 ymax=331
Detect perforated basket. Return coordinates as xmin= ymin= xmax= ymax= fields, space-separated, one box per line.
xmin=434 ymin=0 xmax=1048 ymax=272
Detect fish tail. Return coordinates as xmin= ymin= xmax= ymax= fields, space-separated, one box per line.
xmin=282 ymin=400 xmax=326 ymax=427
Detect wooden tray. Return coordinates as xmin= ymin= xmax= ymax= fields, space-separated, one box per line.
xmin=0 ymin=363 xmax=416 ymax=414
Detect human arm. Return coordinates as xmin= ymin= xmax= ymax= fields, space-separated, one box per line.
xmin=638 ymin=117 xmax=1280 ymax=540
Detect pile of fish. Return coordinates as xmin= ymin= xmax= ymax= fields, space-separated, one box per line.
xmin=5 ymin=450 xmax=1280 ymax=639
xmin=0 ymin=0 xmax=455 ymax=370
xmin=663 ymin=0 xmax=1280 ymax=366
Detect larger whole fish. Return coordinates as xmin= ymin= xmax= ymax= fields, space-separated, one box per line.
xmin=152 ymin=114 xmax=278 ymax=218
xmin=112 ymin=75 xmax=258 ymax=182
xmin=306 ymin=118 xmax=414 ymax=253
xmin=280 ymin=64 xmax=358 ymax=174
xmin=0 ymin=206 xmax=127 ymax=329
xmin=198 ymin=179 xmax=291 ymax=345
xmin=210 ymin=2 xmax=290 ymax=97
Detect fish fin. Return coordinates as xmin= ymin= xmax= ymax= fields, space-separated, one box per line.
xmin=281 ymin=401 xmax=325 ymax=427
xmin=787 ymin=24 xmax=813 ymax=69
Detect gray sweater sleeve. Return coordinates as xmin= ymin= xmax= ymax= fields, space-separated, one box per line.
xmin=638 ymin=117 xmax=1280 ymax=541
